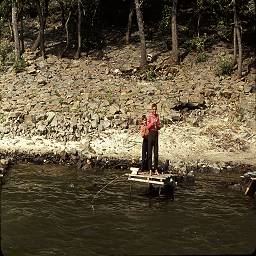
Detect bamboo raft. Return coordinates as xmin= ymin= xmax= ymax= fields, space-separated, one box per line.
xmin=126 ymin=167 xmax=184 ymax=197
xmin=126 ymin=171 xmax=177 ymax=186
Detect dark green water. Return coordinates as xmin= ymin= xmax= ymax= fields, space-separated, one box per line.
xmin=1 ymin=163 xmax=256 ymax=255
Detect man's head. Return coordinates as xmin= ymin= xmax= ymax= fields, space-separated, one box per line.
xmin=151 ymin=103 xmax=157 ymax=114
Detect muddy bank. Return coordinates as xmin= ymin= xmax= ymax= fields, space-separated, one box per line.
xmin=0 ymin=129 xmax=255 ymax=176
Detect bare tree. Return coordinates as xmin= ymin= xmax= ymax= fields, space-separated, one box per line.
xmin=232 ymin=0 xmax=242 ymax=78
xmin=59 ymin=0 xmax=66 ymax=31
xmin=126 ymin=0 xmax=135 ymax=44
xmin=36 ymin=0 xmax=46 ymax=58
xmin=32 ymin=0 xmax=48 ymax=58
xmin=19 ymin=0 xmax=25 ymax=54
xmin=12 ymin=0 xmax=21 ymax=61
xmin=74 ymin=0 xmax=81 ymax=58
xmin=134 ymin=0 xmax=147 ymax=68
xmin=171 ymin=0 xmax=178 ymax=64
xmin=61 ymin=7 xmax=72 ymax=57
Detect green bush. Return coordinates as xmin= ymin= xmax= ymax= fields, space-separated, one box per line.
xmin=216 ymin=20 xmax=232 ymax=41
xmin=159 ymin=4 xmax=171 ymax=34
xmin=13 ymin=57 xmax=27 ymax=73
xmin=196 ymin=51 xmax=208 ymax=63
xmin=190 ymin=33 xmax=207 ymax=53
xmin=216 ymin=55 xmax=233 ymax=76
xmin=145 ymin=67 xmax=156 ymax=81
xmin=0 ymin=39 xmax=13 ymax=65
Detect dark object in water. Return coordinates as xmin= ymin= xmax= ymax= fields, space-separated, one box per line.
xmin=241 ymin=171 xmax=256 ymax=197
xmin=146 ymin=177 xmax=176 ymax=200
xmin=245 ymin=179 xmax=256 ymax=197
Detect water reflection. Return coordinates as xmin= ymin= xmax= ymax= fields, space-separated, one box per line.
xmin=1 ymin=163 xmax=256 ymax=255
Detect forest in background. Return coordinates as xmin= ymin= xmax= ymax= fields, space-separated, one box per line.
xmin=0 ymin=0 xmax=255 ymax=78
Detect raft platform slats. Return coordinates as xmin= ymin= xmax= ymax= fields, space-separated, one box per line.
xmin=128 ymin=177 xmax=164 ymax=185
xmin=126 ymin=172 xmax=178 ymax=186
xmin=240 ymin=176 xmax=256 ymax=180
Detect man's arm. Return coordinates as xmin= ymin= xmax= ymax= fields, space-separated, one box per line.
xmin=147 ymin=115 xmax=155 ymax=129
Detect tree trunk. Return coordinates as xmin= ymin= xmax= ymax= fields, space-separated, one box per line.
xmin=8 ymin=18 xmax=14 ymax=41
xmin=12 ymin=0 xmax=21 ymax=61
xmin=233 ymin=0 xmax=237 ymax=65
xmin=233 ymin=0 xmax=242 ymax=77
xmin=134 ymin=0 xmax=147 ymax=68
xmin=59 ymin=1 xmax=65 ymax=31
xmin=236 ymin=25 xmax=242 ymax=78
xmin=233 ymin=26 xmax=237 ymax=65
xmin=20 ymin=0 xmax=25 ymax=54
xmin=197 ymin=13 xmax=201 ymax=37
xmin=171 ymin=0 xmax=178 ymax=64
xmin=74 ymin=0 xmax=81 ymax=58
xmin=61 ymin=9 xmax=72 ymax=57
xmin=35 ymin=0 xmax=46 ymax=58
xmin=31 ymin=33 xmax=41 ymax=51
xmin=126 ymin=0 xmax=135 ymax=44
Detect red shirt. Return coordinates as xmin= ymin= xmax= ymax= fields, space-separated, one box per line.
xmin=147 ymin=112 xmax=161 ymax=132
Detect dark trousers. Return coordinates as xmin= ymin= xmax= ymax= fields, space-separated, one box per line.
xmin=148 ymin=131 xmax=158 ymax=171
xmin=141 ymin=138 xmax=148 ymax=170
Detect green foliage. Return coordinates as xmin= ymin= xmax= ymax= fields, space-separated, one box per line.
xmin=159 ymin=3 xmax=171 ymax=34
xmin=13 ymin=57 xmax=27 ymax=73
xmin=189 ymin=34 xmax=209 ymax=63
xmin=216 ymin=20 xmax=231 ymax=41
xmin=0 ymin=0 xmax=11 ymax=21
xmin=196 ymin=52 xmax=208 ymax=63
xmin=0 ymin=18 xmax=4 ymax=37
xmin=106 ymin=88 xmax=115 ymax=104
xmin=216 ymin=55 xmax=233 ymax=76
xmin=145 ymin=67 xmax=156 ymax=81
xmin=0 ymin=38 xmax=13 ymax=66
xmin=0 ymin=113 xmax=6 ymax=124
xmin=190 ymin=33 xmax=207 ymax=52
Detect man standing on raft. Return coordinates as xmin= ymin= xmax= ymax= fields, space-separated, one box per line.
xmin=147 ymin=103 xmax=161 ymax=175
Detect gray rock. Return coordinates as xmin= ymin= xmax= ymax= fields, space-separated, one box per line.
xmin=0 ymin=124 xmax=10 ymax=134
xmin=37 ymin=122 xmax=47 ymax=134
xmin=244 ymin=84 xmax=256 ymax=93
xmin=91 ymin=119 xmax=98 ymax=129
xmin=27 ymin=65 xmax=37 ymax=74
xmin=88 ymin=102 xmax=98 ymax=110
xmin=101 ymin=118 xmax=111 ymax=129
xmin=169 ymin=110 xmax=181 ymax=121
xmin=46 ymin=112 xmax=56 ymax=125
xmin=108 ymin=104 xmax=120 ymax=115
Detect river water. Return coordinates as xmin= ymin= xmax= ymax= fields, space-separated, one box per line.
xmin=1 ymin=163 xmax=256 ymax=255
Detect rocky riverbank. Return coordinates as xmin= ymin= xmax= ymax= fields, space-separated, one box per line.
xmin=0 ymin=42 xmax=255 ymax=172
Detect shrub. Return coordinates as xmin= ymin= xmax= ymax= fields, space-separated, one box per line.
xmin=13 ymin=57 xmax=27 ymax=73
xmin=159 ymin=4 xmax=171 ymax=34
xmin=216 ymin=55 xmax=233 ymax=76
xmin=196 ymin=52 xmax=208 ymax=63
xmin=0 ymin=39 xmax=13 ymax=65
xmin=145 ymin=67 xmax=156 ymax=81
xmin=216 ymin=20 xmax=232 ymax=41
xmin=190 ymin=33 xmax=208 ymax=53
